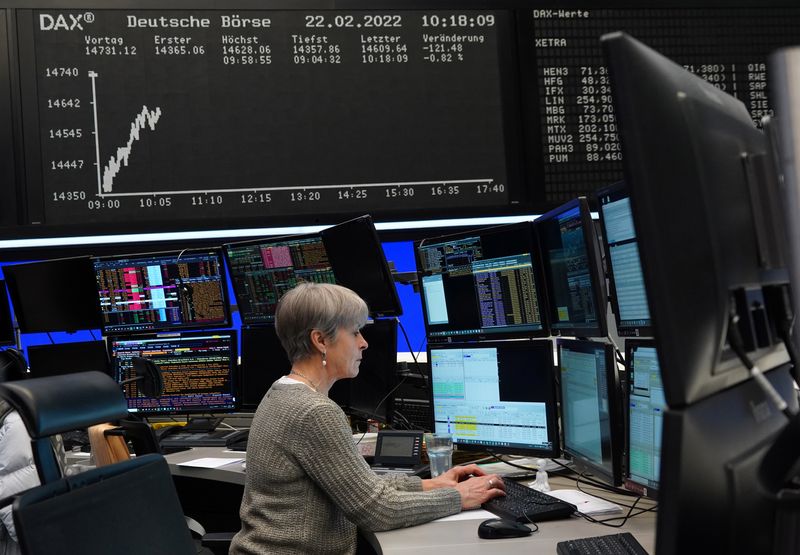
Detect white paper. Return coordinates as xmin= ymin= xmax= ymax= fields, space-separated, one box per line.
xmin=547 ymin=489 xmax=622 ymax=515
xmin=177 ymin=457 xmax=244 ymax=469
xmin=433 ymin=509 xmax=496 ymax=522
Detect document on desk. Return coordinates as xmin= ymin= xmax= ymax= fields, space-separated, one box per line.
xmin=433 ymin=509 xmax=496 ymax=523
xmin=177 ymin=457 xmax=244 ymax=469
xmin=548 ymin=489 xmax=622 ymax=516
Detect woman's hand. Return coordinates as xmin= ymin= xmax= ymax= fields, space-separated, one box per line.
xmin=454 ymin=474 xmax=505 ymax=510
xmin=422 ymin=463 xmax=487 ymax=490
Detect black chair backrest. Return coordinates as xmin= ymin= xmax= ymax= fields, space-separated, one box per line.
xmin=0 ymin=371 xmax=129 ymax=483
xmin=13 ymin=454 xmax=196 ymax=555
xmin=117 ymin=419 xmax=162 ymax=455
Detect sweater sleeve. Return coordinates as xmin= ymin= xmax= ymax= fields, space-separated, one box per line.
xmin=295 ymin=401 xmax=461 ymax=531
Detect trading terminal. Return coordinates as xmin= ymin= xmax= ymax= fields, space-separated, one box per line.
xmin=1 ymin=3 xmax=800 ymax=554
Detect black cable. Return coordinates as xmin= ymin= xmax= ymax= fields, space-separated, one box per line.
xmin=47 ymin=331 xmax=54 ymax=344
xmin=88 ymin=329 xmax=97 ymax=341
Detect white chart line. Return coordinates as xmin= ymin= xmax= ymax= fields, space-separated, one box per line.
xmin=89 ymin=70 xmax=102 ymax=197
xmin=96 ymin=178 xmax=494 ymax=198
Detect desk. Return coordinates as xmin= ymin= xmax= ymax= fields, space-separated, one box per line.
xmin=164 ymin=449 xmax=657 ymax=553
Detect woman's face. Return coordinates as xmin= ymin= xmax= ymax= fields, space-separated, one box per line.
xmin=325 ymin=325 xmax=369 ymax=380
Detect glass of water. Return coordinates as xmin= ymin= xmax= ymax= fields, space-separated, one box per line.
xmin=424 ymin=432 xmax=453 ymax=477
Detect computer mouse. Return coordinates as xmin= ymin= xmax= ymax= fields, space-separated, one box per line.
xmin=477 ymin=518 xmax=532 ymax=539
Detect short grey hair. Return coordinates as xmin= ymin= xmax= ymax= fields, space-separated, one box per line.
xmin=275 ymin=282 xmax=369 ymax=362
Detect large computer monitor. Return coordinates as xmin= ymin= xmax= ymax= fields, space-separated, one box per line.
xmin=556 ymin=339 xmax=623 ymax=486
xmin=535 ymin=197 xmax=608 ymax=338
xmin=657 ymin=365 xmax=797 ymax=554
xmin=27 ymin=340 xmax=111 ymax=378
xmin=329 ymin=318 xmax=398 ymax=422
xmin=624 ymin=339 xmax=664 ymax=499
xmin=109 ymin=331 xmax=238 ymax=414
xmin=224 ymin=234 xmax=335 ymax=325
xmin=415 ymin=222 xmax=548 ymax=342
xmin=603 ymin=32 xmax=791 ymax=406
xmin=321 ymin=215 xmax=402 ymax=317
xmin=94 ymin=249 xmax=230 ymax=334
xmin=0 ymin=281 xmax=15 ymax=346
xmin=428 ymin=339 xmax=559 ymax=457
xmin=3 ymin=256 xmax=103 ymax=333
xmin=239 ymin=325 xmax=291 ymax=410
xmin=596 ymin=182 xmax=652 ymax=338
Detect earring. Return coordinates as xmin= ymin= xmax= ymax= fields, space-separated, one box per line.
xmin=322 ymin=351 xmax=327 ymax=367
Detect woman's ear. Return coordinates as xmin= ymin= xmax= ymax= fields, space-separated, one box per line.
xmin=309 ymin=329 xmax=326 ymax=353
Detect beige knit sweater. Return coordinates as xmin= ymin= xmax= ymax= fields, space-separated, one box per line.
xmin=230 ymin=382 xmax=461 ymax=555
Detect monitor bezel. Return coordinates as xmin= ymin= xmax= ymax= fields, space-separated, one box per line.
xmin=109 ymin=329 xmax=239 ymax=415
xmin=427 ymin=338 xmax=560 ymax=458
xmin=534 ymin=196 xmax=608 ymax=338
xmin=556 ymin=338 xmax=623 ymax=486
xmin=414 ymin=220 xmax=550 ymax=343
xmin=0 ymin=280 xmax=15 ymax=346
xmin=623 ymin=338 xmax=661 ymax=500
xmin=94 ymin=247 xmax=231 ymax=335
xmin=596 ymin=181 xmax=654 ymax=338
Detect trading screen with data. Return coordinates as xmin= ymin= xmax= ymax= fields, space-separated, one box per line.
xmin=0 ymin=4 xmax=798 ymax=241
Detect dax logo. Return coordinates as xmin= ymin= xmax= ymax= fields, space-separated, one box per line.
xmin=39 ymin=12 xmax=95 ymax=31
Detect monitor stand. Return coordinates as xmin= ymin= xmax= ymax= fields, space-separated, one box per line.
xmin=182 ymin=417 xmax=222 ymax=433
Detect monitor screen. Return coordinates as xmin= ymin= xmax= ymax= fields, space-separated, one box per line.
xmin=239 ymin=325 xmax=291 ymax=410
xmin=109 ymin=331 xmax=237 ymax=414
xmin=3 ymin=256 xmax=103 ymax=333
xmin=321 ymin=215 xmax=402 ymax=317
xmin=27 ymin=340 xmax=110 ymax=378
xmin=0 ymin=281 xmax=15 ymax=346
xmin=94 ymin=249 xmax=230 ymax=334
xmin=415 ymin=222 xmax=548 ymax=342
xmin=624 ymin=339 xmax=664 ymax=499
xmin=535 ymin=197 xmax=607 ymax=338
xmin=603 ymin=32 xmax=790 ymax=406
xmin=556 ymin=338 xmax=622 ymax=486
xmin=596 ymin=182 xmax=652 ymax=337
xmin=657 ymin=365 xmax=797 ymax=555
xmin=429 ymin=339 xmax=559 ymax=457
xmin=224 ymin=234 xmax=335 ymax=325
xmin=329 ymin=318 xmax=398 ymax=422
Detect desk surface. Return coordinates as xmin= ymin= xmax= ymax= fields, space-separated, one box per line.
xmin=164 ymin=449 xmax=657 ymax=554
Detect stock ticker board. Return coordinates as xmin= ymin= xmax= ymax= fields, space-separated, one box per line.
xmin=0 ymin=5 xmax=798 ymax=234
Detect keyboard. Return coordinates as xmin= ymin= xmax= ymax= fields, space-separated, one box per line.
xmin=556 ymin=532 xmax=649 ymax=555
xmin=482 ymin=479 xmax=576 ymax=523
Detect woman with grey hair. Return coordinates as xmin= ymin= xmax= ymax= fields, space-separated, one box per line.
xmin=231 ymin=282 xmax=505 ymax=555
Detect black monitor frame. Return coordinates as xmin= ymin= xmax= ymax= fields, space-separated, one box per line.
xmin=239 ymin=324 xmax=290 ymax=411
xmin=321 ymin=214 xmax=402 ymax=318
xmin=596 ymin=181 xmax=653 ymax=338
xmin=657 ymin=364 xmax=797 ymax=554
xmin=3 ymin=255 xmax=103 ymax=333
xmin=414 ymin=221 xmax=550 ymax=343
xmin=93 ymin=247 xmax=231 ymax=335
xmin=623 ymin=338 xmax=663 ymax=500
xmin=223 ymin=232 xmax=334 ymax=326
xmin=603 ymin=32 xmax=791 ymax=407
xmin=535 ymin=196 xmax=608 ymax=338
xmin=556 ymin=338 xmax=622 ymax=486
xmin=427 ymin=338 xmax=560 ymax=458
xmin=109 ymin=330 xmax=239 ymax=415
xmin=0 ymin=280 xmax=15 ymax=346
xmin=27 ymin=340 xmax=111 ymax=379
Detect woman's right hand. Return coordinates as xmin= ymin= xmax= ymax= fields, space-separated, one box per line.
xmin=454 ymin=473 xmax=505 ymax=510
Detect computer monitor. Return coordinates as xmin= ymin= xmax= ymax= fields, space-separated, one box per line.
xmin=0 ymin=280 xmax=15 ymax=346
xmin=556 ymin=339 xmax=622 ymax=486
xmin=224 ymin=234 xmax=335 ymax=325
xmin=428 ymin=339 xmax=559 ymax=457
xmin=415 ymin=222 xmax=548 ymax=342
xmin=624 ymin=339 xmax=664 ymax=499
xmin=239 ymin=325 xmax=291 ymax=410
xmin=94 ymin=248 xmax=230 ymax=335
xmin=603 ymin=32 xmax=791 ymax=406
xmin=321 ymin=215 xmax=402 ymax=317
xmin=657 ymin=364 xmax=797 ymax=554
xmin=535 ymin=197 xmax=608 ymax=338
xmin=3 ymin=256 xmax=103 ymax=333
xmin=596 ymin=182 xmax=653 ymax=338
xmin=329 ymin=318 xmax=398 ymax=422
xmin=109 ymin=331 xmax=238 ymax=414
xmin=27 ymin=340 xmax=111 ymax=378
